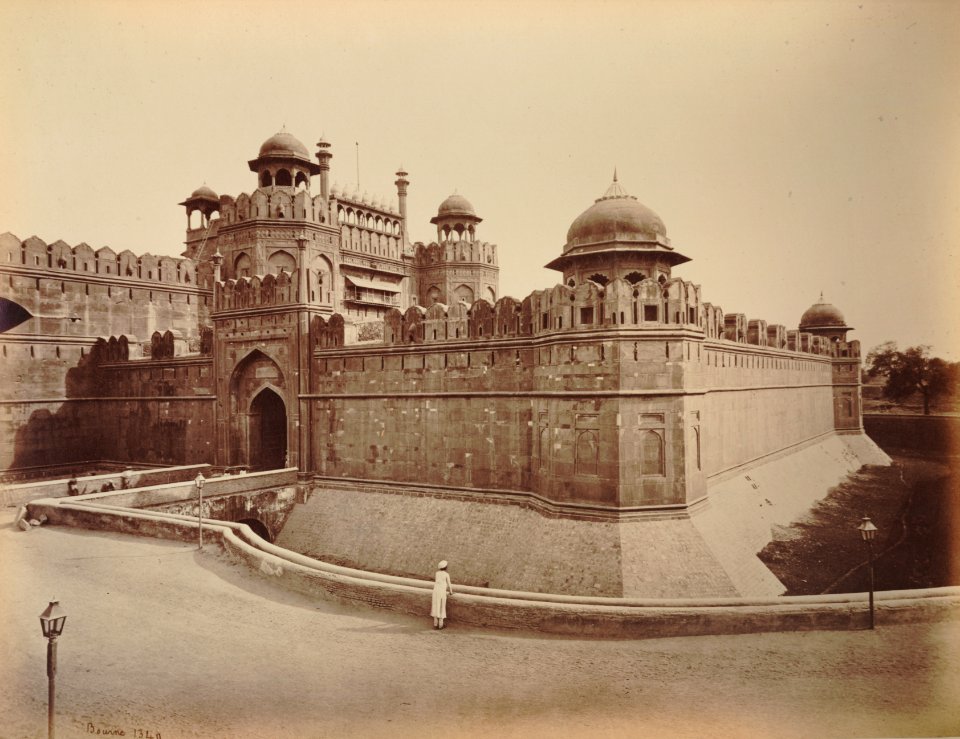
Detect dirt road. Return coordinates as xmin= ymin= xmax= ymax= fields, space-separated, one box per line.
xmin=1 ymin=513 xmax=957 ymax=738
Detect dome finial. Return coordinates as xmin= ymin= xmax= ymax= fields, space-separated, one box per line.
xmin=819 ymin=290 xmax=825 ymax=302
xmin=600 ymin=171 xmax=631 ymax=201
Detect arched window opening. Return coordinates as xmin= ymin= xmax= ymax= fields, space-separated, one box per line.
xmin=640 ymin=430 xmax=664 ymax=476
xmin=539 ymin=427 xmax=550 ymax=469
xmin=575 ymin=431 xmax=599 ymax=476
xmin=234 ymin=252 xmax=252 ymax=278
xmin=625 ymin=271 xmax=646 ymax=284
xmin=587 ymin=273 xmax=609 ymax=286
xmin=694 ymin=427 xmax=701 ymax=471
xmin=260 ymin=171 xmax=273 ymax=187
xmin=275 ymin=169 xmax=292 ymax=187
xmin=295 ymin=172 xmax=308 ymax=189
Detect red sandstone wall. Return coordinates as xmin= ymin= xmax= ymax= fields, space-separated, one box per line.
xmin=0 ymin=234 xmax=211 ymax=472
xmin=309 ymin=330 xmax=847 ymax=509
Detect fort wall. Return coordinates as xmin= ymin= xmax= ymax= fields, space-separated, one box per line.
xmin=0 ymin=233 xmax=214 ymax=472
xmin=307 ymin=287 xmax=855 ymax=511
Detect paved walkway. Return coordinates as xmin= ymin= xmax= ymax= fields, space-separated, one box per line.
xmin=1 ymin=512 xmax=957 ymax=738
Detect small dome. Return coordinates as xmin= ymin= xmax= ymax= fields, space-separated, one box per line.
xmin=800 ymin=295 xmax=847 ymax=329
xmin=258 ymin=131 xmax=311 ymax=160
xmin=565 ymin=175 xmax=666 ymax=249
xmin=189 ymin=185 xmax=219 ymax=202
xmin=437 ymin=192 xmax=476 ymax=218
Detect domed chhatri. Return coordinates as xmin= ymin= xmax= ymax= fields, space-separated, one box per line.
xmin=248 ymin=130 xmax=321 ymax=180
xmin=545 ymin=172 xmax=690 ymax=281
xmin=258 ymin=131 xmax=312 ymax=160
xmin=799 ymin=293 xmax=852 ymax=341
xmin=565 ymin=173 xmax=668 ymax=250
xmin=800 ymin=294 xmax=848 ymax=329
xmin=430 ymin=191 xmax=483 ymax=243
xmin=436 ymin=192 xmax=476 ymax=218
xmin=178 ymin=184 xmax=221 ymax=231
xmin=188 ymin=184 xmax=219 ymax=203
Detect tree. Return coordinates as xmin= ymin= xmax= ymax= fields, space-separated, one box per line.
xmin=866 ymin=342 xmax=957 ymax=415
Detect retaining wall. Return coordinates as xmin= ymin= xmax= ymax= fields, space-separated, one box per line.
xmin=23 ymin=491 xmax=959 ymax=638
xmin=277 ymin=432 xmax=890 ymax=599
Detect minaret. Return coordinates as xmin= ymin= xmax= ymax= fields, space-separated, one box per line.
xmin=316 ymin=135 xmax=332 ymax=200
xmin=395 ymin=166 xmax=409 ymax=243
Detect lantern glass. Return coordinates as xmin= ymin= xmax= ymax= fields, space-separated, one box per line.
xmin=195 ymin=472 xmax=205 ymax=489
xmin=39 ymin=600 xmax=67 ymax=638
xmin=858 ymin=516 xmax=878 ymax=542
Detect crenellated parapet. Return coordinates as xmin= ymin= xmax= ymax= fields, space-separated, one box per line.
xmin=767 ymin=324 xmax=788 ymax=349
xmin=1 ymin=232 xmax=200 ymax=287
xmin=365 ymin=273 xmax=852 ymax=361
xmin=311 ymin=313 xmax=345 ymax=349
xmin=92 ymin=335 xmax=137 ymax=362
xmin=218 ymin=188 xmax=333 ymax=227
xmin=412 ymin=240 xmax=498 ymax=268
xmin=724 ymin=313 xmax=747 ymax=343
xmin=702 ymin=303 xmax=725 ymax=339
xmin=523 ymin=276 xmax=705 ymax=335
xmin=89 ymin=328 xmax=211 ymax=363
xmin=216 ymin=270 xmax=299 ymax=311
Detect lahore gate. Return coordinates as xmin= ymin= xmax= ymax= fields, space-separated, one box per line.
xmin=0 ymin=130 xmax=889 ymax=598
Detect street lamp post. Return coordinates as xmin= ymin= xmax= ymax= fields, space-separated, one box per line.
xmin=39 ymin=600 xmax=67 ymax=739
xmin=858 ymin=516 xmax=878 ymax=629
xmin=195 ymin=472 xmax=205 ymax=550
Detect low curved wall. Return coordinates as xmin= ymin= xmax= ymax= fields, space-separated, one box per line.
xmin=1 ymin=463 xmax=213 ymax=508
xmin=25 ymin=495 xmax=960 ymax=638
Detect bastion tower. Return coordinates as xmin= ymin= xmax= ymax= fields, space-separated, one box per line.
xmin=412 ymin=193 xmax=499 ymax=307
xmin=800 ymin=294 xmax=863 ymax=433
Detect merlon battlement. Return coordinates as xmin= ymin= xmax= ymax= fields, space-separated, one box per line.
xmin=0 ymin=232 xmax=198 ymax=287
xmin=413 ymin=241 xmax=498 ymax=267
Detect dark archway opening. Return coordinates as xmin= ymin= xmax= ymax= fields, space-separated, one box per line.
xmin=237 ymin=518 xmax=273 ymax=543
xmin=249 ymin=388 xmax=286 ymax=471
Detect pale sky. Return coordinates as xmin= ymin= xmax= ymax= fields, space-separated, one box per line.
xmin=2 ymin=0 xmax=958 ymax=359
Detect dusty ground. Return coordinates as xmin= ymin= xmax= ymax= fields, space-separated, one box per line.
xmin=1 ymin=510 xmax=958 ymax=739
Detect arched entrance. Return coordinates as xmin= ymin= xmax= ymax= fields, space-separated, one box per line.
xmin=226 ymin=349 xmax=289 ymax=470
xmin=249 ymin=388 xmax=286 ymax=470
xmin=236 ymin=518 xmax=273 ymax=543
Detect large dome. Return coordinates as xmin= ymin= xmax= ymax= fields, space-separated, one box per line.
xmin=565 ymin=176 xmax=667 ymax=250
xmin=258 ymin=131 xmax=311 ymax=160
xmin=437 ymin=192 xmax=476 ymax=218
xmin=799 ymin=295 xmax=847 ymax=329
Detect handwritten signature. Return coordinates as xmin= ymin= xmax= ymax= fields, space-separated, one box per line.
xmin=86 ymin=724 xmax=161 ymax=738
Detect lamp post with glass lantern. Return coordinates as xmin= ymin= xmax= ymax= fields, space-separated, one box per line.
xmin=858 ymin=516 xmax=878 ymax=629
xmin=39 ymin=600 xmax=67 ymax=739
xmin=195 ymin=472 xmax=205 ymax=550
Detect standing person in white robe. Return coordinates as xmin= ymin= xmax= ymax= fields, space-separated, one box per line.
xmin=431 ymin=560 xmax=453 ymax=629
